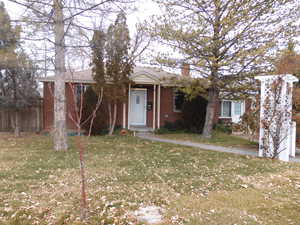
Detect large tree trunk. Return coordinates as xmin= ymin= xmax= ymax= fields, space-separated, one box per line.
xmin=202 ymin=87 xmax=219 ymax=138
xmin=53 ymin=0 xmax=68 ymax=151
xmin=108 ymin=102 xmax=117 ymax=135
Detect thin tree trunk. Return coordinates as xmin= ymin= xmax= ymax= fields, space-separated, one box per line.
xmin=88 ymin=89 xmax=103 ymax=136
xmin=75 ymin=122 xmax=87 ymax=221
xmin=108 ymin=103 xmax=112 ymax=132
xmin=53 ymin=0 xmax=68 ymax=151
xmin=14 ymin=110 xmax=21 ymax=137
xmin=108 ymin=102 xmax=117 ymax=135
xmin=202 ymin=87 xmax=218 ymax=138
xmin=10 ymin=112 xmax=14 ymax=133
xmin=75 ymin=134 xmax=87 ymax=221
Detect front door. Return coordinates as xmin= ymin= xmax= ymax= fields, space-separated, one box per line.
xmin=130 ymin=89 xmax=147 ymax=126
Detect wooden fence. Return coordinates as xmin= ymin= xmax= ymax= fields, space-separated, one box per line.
xmin=0 ymin=102 xmax=43 ymax=132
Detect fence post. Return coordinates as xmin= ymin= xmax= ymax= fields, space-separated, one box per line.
xmin=290 ymin=121 xmax=296 ymax=157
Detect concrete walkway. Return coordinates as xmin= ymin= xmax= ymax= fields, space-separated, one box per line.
xmin=137 ymin=133 xmax=300 ymax=163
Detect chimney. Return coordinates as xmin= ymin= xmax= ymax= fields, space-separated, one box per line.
xmin=181 ymin=63 xmax=190 ymax=77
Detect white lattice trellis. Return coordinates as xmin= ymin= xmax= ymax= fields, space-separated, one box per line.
xmin=255 ymin=74 xmax=298 ymax=162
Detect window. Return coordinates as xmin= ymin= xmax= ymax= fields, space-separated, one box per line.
xmin=75 ymin=84 xmax=89 ymax=103
xmin=234 ymin=101 xmax=242 ymax=116
xmin=173 ymin=89 xmax=185 ymax=112
xmin=221 ymin=100 xmax=244 ymax=118
xmin=221 ymin=101 xmax=232 ymax=117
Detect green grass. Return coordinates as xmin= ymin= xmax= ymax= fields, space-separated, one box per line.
xmin=155 ymin=131 xmax=258 ymax=150
xmin=0 ymin=133 xmax=299 ymax=224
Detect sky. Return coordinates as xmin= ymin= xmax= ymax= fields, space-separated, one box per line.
xmin=2 ymin=0 xmax=300 ymax=76
xmin=3 ymin=0 xmax=163 ymax=73
xmin=4 ymin=0 xmax=159 ymax=28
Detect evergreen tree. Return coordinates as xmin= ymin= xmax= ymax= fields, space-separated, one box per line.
xmin=0 ymin=2 xmax=19 ymax=69
xmin=0 ymin=2 xmax=39 ymax=137
xmin=91 ymin=30 xmax=106 ymax=94
xmin=91 ymin=12 xmax=133 ymax=135
xmin=148 ymin=0 xmax=299 ymax=138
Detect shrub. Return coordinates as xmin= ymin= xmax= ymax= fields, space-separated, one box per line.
xmin=154 ymin=127 xmax=170 ymax=134
xmin=182 ymin=96 xmax=208 ymax=133
xmin=214 ymin=121 xmax=232 ymax=134
xmin=81 ymin=86 xmax=108 ymax=135
xmin=163 ymin=120 xmax=185 ymax=131
xmin=240 ymin=97 xmax=259 ymax=140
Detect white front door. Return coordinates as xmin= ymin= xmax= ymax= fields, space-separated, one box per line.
xmin=130 ymin=89 xmax=147 ymax=126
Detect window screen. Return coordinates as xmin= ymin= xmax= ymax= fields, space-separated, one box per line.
xmin=234 ymin=102 xmax=242 ymax=116
xmin=222 ymin=101 xmax=231 ymax=117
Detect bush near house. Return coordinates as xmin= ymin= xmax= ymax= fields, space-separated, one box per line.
xmin=81 ymin=87 xmax=108 ymax=135
xmin=158 ymin=95 xmax=208 ymax=134
xmin=182 ymin=95 xmax=208 ymax=133
xmin=214 ymin=121 xmax=233 ymax=134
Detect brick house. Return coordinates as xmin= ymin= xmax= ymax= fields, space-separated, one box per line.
xmin=39 ymin=66 xmax=248 ymax=132
xmin=39 ymin=66 xmax=191 ymax=132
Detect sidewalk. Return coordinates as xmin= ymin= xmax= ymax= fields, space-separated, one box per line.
xmin=136 ymin=133 xmax=300 ymax=163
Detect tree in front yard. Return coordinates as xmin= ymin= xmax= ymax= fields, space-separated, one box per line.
xmin=276 ymin=41 xmax=300 ymax=78
xmin=275 ymin=41 xmax=300 ymax=138
xmin=91 ymin=12 xmax=133 ymax=135
xmin=0 ymin=3 xmax=39 ymax=137
xmin=9 ymin=0 xmax=137 ymax=150
xmin=147 ymin=0 xmax=299 ymax=138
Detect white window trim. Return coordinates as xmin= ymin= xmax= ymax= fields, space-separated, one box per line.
xmin=219 ymin=100 xmax=245 ymax=119
xmin=220 ymin=100 xmax=232 ymax=118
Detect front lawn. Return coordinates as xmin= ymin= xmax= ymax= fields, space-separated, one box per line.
xmin=155 ymin=131 xmax=258 ymax=150
xmin=0 ymin=133 xmax=299 ymax=224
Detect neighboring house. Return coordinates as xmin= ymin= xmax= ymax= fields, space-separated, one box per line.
xmin=39 ymin=66 xmax=189 ymax=132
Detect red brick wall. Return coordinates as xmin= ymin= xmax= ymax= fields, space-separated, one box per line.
xmin=159 ymin=87 xmax=182 ymax=127
xmin=147 ymin=87 xmax=154 ymax=127
xmin=43 ymin=83 xmax=184 ymax=131
xmin=115 ymin=101 xmax=125 ymax=128
xmin=43 ymin=82 xmax=54 ymax=131
xmin=43 ymin=81 xmax=254 ymax=131
xmin=214 ymin=100 xmax=221 ymax=124
xmin=43 ymin=82 xmax=78 ymax=131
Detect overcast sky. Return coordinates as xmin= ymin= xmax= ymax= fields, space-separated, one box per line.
xmin=2 ymin=0 xmax=300 ymax=76
xmin=4 ymin=0 xmax=159 ymax=34
xmin=3 ymin=0 xmax=164 ymax=72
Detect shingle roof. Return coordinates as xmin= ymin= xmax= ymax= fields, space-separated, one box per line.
xmin=38 ymin=66 xmax=180 ymax=84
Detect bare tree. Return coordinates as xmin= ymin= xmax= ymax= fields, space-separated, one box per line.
xmin=8 ymin=0 xmax=135 ymax=150
xmin=67 ymin=81 xmax=103 ymax=220
xmin=46 ymin=69 xmax=103 ymax=220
